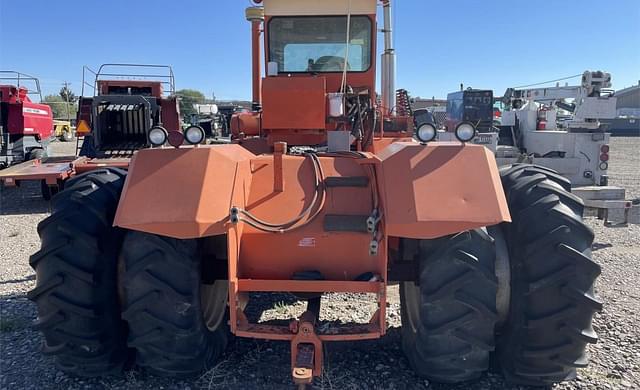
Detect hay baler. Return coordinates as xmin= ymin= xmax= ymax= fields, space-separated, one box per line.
xmin=0 ymin=71 xmax=53 ymax=169
xmin=29 ymin=1 xmax=600 ymax=388
xmin=0 ymin=64 xmax=181 ymax=199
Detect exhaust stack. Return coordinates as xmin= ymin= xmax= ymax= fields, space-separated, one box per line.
xmin=246 ymin=6 xmax=265 ymax=108
xmin=381 ymin=0 xmax=396 ymax=115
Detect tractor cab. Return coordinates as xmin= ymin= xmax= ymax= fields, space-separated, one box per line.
xmin=267 ymin=14 xmax=373 ymax=76
xmin=77 ymin=64 xmax=181 ymax=158
xmin=232 ymin=0 xmax=414 ymax=152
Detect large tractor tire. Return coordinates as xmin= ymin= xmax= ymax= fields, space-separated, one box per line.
xmin=121 ymin=232 xmax=228 ymax=377
xmin=28 ymin=168 xmax=128 ymax=376
xmin=496 ymin=164 xmax=601 ymax=386
xmin=400 ymin=229 xmax=498 ymax=383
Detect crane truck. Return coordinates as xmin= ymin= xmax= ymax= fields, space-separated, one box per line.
xmin=436 ymin=71 xmax=638 ymax=225
xmin=26 ymin=1 xmax=600 ymax=388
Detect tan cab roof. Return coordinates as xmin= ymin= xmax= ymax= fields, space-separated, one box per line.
xmin=264 ymin=0 xmax=377 ymax=16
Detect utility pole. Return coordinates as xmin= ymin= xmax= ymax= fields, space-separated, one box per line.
xmin=62 ymin=81 xmax=71 ymax=120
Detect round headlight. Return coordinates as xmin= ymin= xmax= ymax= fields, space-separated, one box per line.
xmin=455 ymin=122 xmax=476 ymax=142
xmin=149 ymin=126 xmax=168 ymax=146
xmin=184 ymin=125 xmax=205 ymax=145
xmin=416 ymin=123 xmax=437 ymax=143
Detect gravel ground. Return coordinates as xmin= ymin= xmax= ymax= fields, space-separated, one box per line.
xmin=1 ymin=138 xmax=638 ymax=389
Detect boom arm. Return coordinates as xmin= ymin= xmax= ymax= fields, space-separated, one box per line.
xmin=503 ymin=70 xmax=617 ymax=130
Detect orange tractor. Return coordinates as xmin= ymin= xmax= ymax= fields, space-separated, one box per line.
xmin=29 ymin=0 xmax=600 ymax=387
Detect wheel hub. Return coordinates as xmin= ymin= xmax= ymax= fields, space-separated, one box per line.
xmin=201 ymin=280 xmax=228 ymax=331
xmin=488 ymin=226 xmax=511 ymax=326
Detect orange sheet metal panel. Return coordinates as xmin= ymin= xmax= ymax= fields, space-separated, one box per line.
xmin=113 ymin=145 xmax=255 ymax=238
xmin=371 ymin=137 xmax=414 ymax=154
xmin=378 ymin=142 xmax=511 ymax=238
xmin=236 ymin=154 xmax=385 ymax=281
xmin=261 ymin=77 xmax=326 ymax=129
xmin=237 ymin=280 xmax=384 ymax=293
xmin=0 ymin=157 xmax=81 ymax=185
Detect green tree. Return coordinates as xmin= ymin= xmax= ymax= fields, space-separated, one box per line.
xmin=176 ymin=89 xmax=206 ymax=118
xmin=59 ymin=85 xmax=77 ymax=103
xmin=43 ymin=95 xmax=78 ymax=120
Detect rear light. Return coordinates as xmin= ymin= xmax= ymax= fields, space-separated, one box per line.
xmin=494 ymin=110 xmax=501 ymax=118
xmin=600 ymin=153 xmax=609 ymax=162
xmin=167 ymin=130 xmax=184 ymax=148
xmin=537 ymin=121 xmax=547 ymax=130
xmin=600 ymin=144 xmax=610 ymax=153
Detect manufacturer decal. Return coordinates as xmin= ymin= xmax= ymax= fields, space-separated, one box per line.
xmin=473 ymin=135 xmax=493 ymax=145
xmin=23 ymin=107 xmax=49 ymax=116
xmin=298 ymin=237 xmax=316 ymax=247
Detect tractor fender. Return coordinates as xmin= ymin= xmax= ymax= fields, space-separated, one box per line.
xmin=378 ymin=142 xmax=511 ymax=238
xmin=114 ymin=145 xmax=255 ymax=238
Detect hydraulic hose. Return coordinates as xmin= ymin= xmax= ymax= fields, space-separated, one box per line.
xmin=235 ymin=153 xmax=326 ymax=233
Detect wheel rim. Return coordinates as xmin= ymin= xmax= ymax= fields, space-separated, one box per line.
xmin=401 ymin=281 xmax=422 ymax=334
xmin=488 ymin=226 xmax=511 ymax=326
xmin=201 ymin=280 xmax=228 ymax=331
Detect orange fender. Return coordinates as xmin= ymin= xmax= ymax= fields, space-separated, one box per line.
xmin=378 ymin=142 xmax=511 ymax=238
xmin=114 ymin=145 xmax=255 ymax=238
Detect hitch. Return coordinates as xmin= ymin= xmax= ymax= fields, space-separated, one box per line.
xmin=290 ymin=311 xmax=323 ymax=388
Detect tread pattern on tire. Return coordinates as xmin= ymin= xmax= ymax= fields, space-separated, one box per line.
xmin=497 ymin=164 xmax=601 ymax=386
xmin=28 ymin=168 xmax=128 ymax=376
xmin=401 ymin=229 xmax=498 ymax=383
xmin=121 ymin=232 xmax=228 ymax=377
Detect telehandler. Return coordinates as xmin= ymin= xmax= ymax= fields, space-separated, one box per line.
xmin=29 ymin=1 xmax=600 ymax=387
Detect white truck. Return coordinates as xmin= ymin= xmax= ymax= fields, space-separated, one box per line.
xmin=434 ymin=71 xmax=638 ymax=225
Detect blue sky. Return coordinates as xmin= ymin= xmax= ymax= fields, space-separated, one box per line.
xmin=1 ymin=0 xmax=638 ymax=100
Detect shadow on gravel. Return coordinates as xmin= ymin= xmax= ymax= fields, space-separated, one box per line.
xmin=0 ymin=295 xmax=553 ymax=390
xmin=592 ymin=242 xmax=614 ymax=252
xmin=0 ymin=181 xmax=51 ymax=215
xmin=0 ymin=294 xmax=32 ymax=334
xmin=0 ymin=274 xmax=35 ymax=285
xmin=244 ymin=292 xmax=301 ymax=323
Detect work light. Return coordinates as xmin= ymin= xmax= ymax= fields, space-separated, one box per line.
xmin=416 ymin=123 xmax=437 ymax=143
xmin=455 ymin=122 xmax=476 ymax=142
xmin=149 ymin=126 xmax=168 ymax=146
xmin=185 ymin=125 xmax=206 ymax=145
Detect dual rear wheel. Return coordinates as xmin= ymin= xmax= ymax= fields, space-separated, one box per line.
xmin=400 ymin=165 xmax=601 ymax=386
xmin=28 ymin=168 xmax=228 ymax=377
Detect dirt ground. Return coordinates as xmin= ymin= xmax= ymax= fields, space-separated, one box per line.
xmin=1 ymin=137 xmax=638 ymax=389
